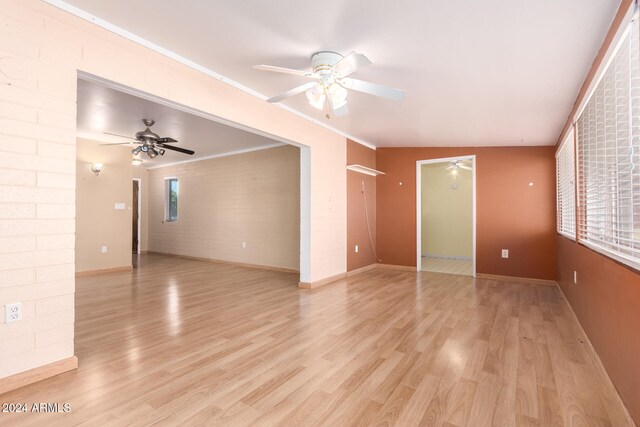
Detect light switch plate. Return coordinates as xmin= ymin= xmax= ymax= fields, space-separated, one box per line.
xmin=115 ymin=202 xmax=126 ymax=210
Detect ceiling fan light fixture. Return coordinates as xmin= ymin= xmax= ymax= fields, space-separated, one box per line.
xmin=327 ymin=83 xmax=347 ymax=109
xmin=305 ymin=83 xmax=325 ymax=110
xmin=306 ymin=82 xmax=347 ymax=111
xmin=90 ymin=162 xmax=104 ymax=175
xmin=106 ymin=119 xmax=195 ymax=160
xmin=258 ymin=51 xmax=405 ymax=117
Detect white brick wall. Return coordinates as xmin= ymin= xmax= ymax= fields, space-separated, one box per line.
xmin=148 ymin=146 xmax=300 ymax=270
xmin=0 ymin=0 xmax=347 ymax=380
xmin=0 ymin=1 xmax=78 ymax=379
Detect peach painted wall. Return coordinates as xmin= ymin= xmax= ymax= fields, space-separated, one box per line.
xmin=347 ymin=140 xmax=377 ymax=271
xmin=75 ymin=139 xmax=133 ymax=273
xmin=376 ymin=146 xmax=557 ymax=280
xmin=555 ymin=0 xmax=640 ymax=424
xmin=0 ymin=0 xmax=346 ymax=380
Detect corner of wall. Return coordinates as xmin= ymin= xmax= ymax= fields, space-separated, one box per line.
xmin=347 ymin=139 xmax=378 ymax=272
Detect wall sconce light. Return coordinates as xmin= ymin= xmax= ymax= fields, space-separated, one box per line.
xmin=91 ymin=163 xmax=104 ymax=175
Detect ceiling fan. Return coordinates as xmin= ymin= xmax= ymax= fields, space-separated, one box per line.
xmin=447 ymin=160 xmax=472 ymax=171
xmin=255 ymin=51 xmax=406 ymax=119
xmin=103 ymin=119 xmax=195 ymax=158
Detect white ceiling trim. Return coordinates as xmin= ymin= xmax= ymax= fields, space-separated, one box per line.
xmin=44 ymin=0 xmax=376 ymax=151
xmin=145 ymin=143 xmax=285 ymax=170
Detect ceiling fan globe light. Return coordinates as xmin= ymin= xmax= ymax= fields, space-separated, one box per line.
xmin=328 ymin=83 xmax=347 ymax=103
xmin=321 ymin=82 xmax=347 ymax=110
xmin=306 ymin=83 xmax=326 ymax=110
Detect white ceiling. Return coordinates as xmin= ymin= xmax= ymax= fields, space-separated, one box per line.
xmin=76 ymin=78 xmax=284 ymax=167
xmin=61 ymin=0 xmax=620 ymax=147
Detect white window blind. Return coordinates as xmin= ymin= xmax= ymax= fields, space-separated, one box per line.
xmin=576 ymin=17 xmax=640 ymax=270
xmin=556 ymin=129 xmax=576 ymax=239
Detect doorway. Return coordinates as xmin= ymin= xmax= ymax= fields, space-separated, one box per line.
xmin=132 ymin=179 xmax=141 ymax=255
xmin=78 ymin=72 xmax=310 ymax=283
xmin=416 ymin=156 xmax=476 ymax=276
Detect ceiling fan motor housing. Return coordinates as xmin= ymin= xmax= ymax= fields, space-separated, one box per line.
xmin=135 ymin=119 xmax=160 ymax=141
xmin=311 ymin=51 xmax=343 ymax=75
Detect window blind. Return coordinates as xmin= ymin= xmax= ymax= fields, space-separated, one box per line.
xmin=556 ymin=129 xmax=576 ymax=239
xmin=576 ymin=17 xmax=640 ymax=269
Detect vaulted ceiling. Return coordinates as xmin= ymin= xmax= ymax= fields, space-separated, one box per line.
xmin=55 ymin=0 xmax=620 ymax=147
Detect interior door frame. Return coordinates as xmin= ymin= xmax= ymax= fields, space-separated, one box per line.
xmin=132 ymin=178 xmax=142 ymax=255
xmin=415 ymin=155 xmax=476 ymax=277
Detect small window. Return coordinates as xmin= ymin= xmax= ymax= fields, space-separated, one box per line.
xmin=165 ymin=178 xmax=178 ymax=221
xmin=556 ymin=129 xmax=576 ymax=239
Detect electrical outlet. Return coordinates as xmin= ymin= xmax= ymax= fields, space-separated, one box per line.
xmin=355 ymin=245 xmax=359 ymax=253
xmin=501 ymin=249 xmax=509 ymax=258
xmin=101 ymin=246 xmax=108 ymax=253
xmin=242 ymin=241 xmax=246 ymax=248
xmin=5 ymin=303 xmax=22 ymax=323
xmin=573 ymin=271 xmax=577 ymax=284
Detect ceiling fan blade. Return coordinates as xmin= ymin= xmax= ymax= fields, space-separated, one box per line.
xmin=99 ymin=142 xmax=136 ymax=146
xmin=340 ymin=77 xmax=406 ymax=101
xmin=103 ymin=131 xmax=134 ymax=139
xmin=254 ymin=65 xmax=317 ymax=78
xmin=156 ymin=137 xmax=177 ymax=143
xmin=267 ymin=81 xmax=317 ymax=103
xmin=159 ymin=144 xmax=194 ymax=155
xmin=459 ymin=164 xmax=472 ymax=171
xmin=333 ymin=52 xmax=372 ymax=77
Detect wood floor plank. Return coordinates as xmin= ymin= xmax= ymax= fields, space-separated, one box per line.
xmin=442 ymin=378 xmax=478 ymax=427
xmin=516 ymin=337 xmax=539 ymax=419
xmin=0 ymin=254 xmax=634 ymax=426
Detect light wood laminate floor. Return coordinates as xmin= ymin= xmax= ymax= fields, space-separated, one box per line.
xmin=0 ymin=254 xmax=633 ymax=426
xmin=422 ymin=257 xmax=473 ymax=276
